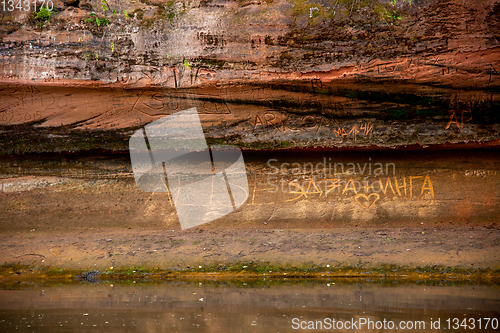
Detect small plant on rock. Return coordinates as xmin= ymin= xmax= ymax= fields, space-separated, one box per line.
xmin=31 ymin=7 xmax=55 ymax=29
xmin=387 ymin=9 xmax=402 ymax=20
xmin=84 ymin=13 xmax=110 ymax=27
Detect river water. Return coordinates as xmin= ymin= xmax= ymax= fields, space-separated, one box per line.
xmin=0 ymin=280 xmax=498 ymax=332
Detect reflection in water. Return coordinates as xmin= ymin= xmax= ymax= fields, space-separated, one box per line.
xmin=0 ymin=281 xmax=498 ymax=332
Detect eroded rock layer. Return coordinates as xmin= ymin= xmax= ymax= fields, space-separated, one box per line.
xmin=0 ymin=0 xmax=499 ymax=152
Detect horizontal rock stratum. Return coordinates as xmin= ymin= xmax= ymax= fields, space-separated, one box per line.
xmin=0 ymin=149 xmax=499 ymax=269
xmin=0 ymin=81 xmax=499 ymax=153
xmin=1 ymin=0 xmax=499 ymax=88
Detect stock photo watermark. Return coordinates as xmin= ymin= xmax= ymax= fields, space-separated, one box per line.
xmin=265 ymin=157 xmax=398 ymax=196
xmin=129 ymin=107 xmax=249 ymax=230
xmin=291 ymin=317 xmax=498 ymax=331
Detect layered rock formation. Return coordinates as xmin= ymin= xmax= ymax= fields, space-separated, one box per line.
xmin=0 ymin=0 xmax=499 ymax=268
xmin=0 ymin=0 xmax=499 ymax=152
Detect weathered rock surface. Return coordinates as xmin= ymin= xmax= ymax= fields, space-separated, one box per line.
xmin=1 ymin=0 xmax=499 ymax=86
xmin=1 ymin=0 xmax=499 ymax=272
xmin=0 ymin=149 xmax=499 ymax=268
xmin=0 ymin=82 xmax=499 ymax=153
xmin=0 ymin=0 xmax=499 ymax=152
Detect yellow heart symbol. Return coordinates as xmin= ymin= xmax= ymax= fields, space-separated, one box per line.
xmin=354 ymin=193 xmax=380 ymax=210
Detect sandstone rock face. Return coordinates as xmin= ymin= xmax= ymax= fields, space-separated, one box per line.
xmin=0 ymin=82 xmax=499 ymax=154
xmin=1 ymin=149 xmax=499 ymax=231
xmin=1 ymin=0 xmax=498 ymax=85
xmin=0 ymin=0 xmax=499 ymax=152
xmin=0 ymin=0 xmax=499 ymax=268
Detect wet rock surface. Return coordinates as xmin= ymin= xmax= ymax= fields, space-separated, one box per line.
xmin=0 ymin=82 xmax=499 ymax=153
